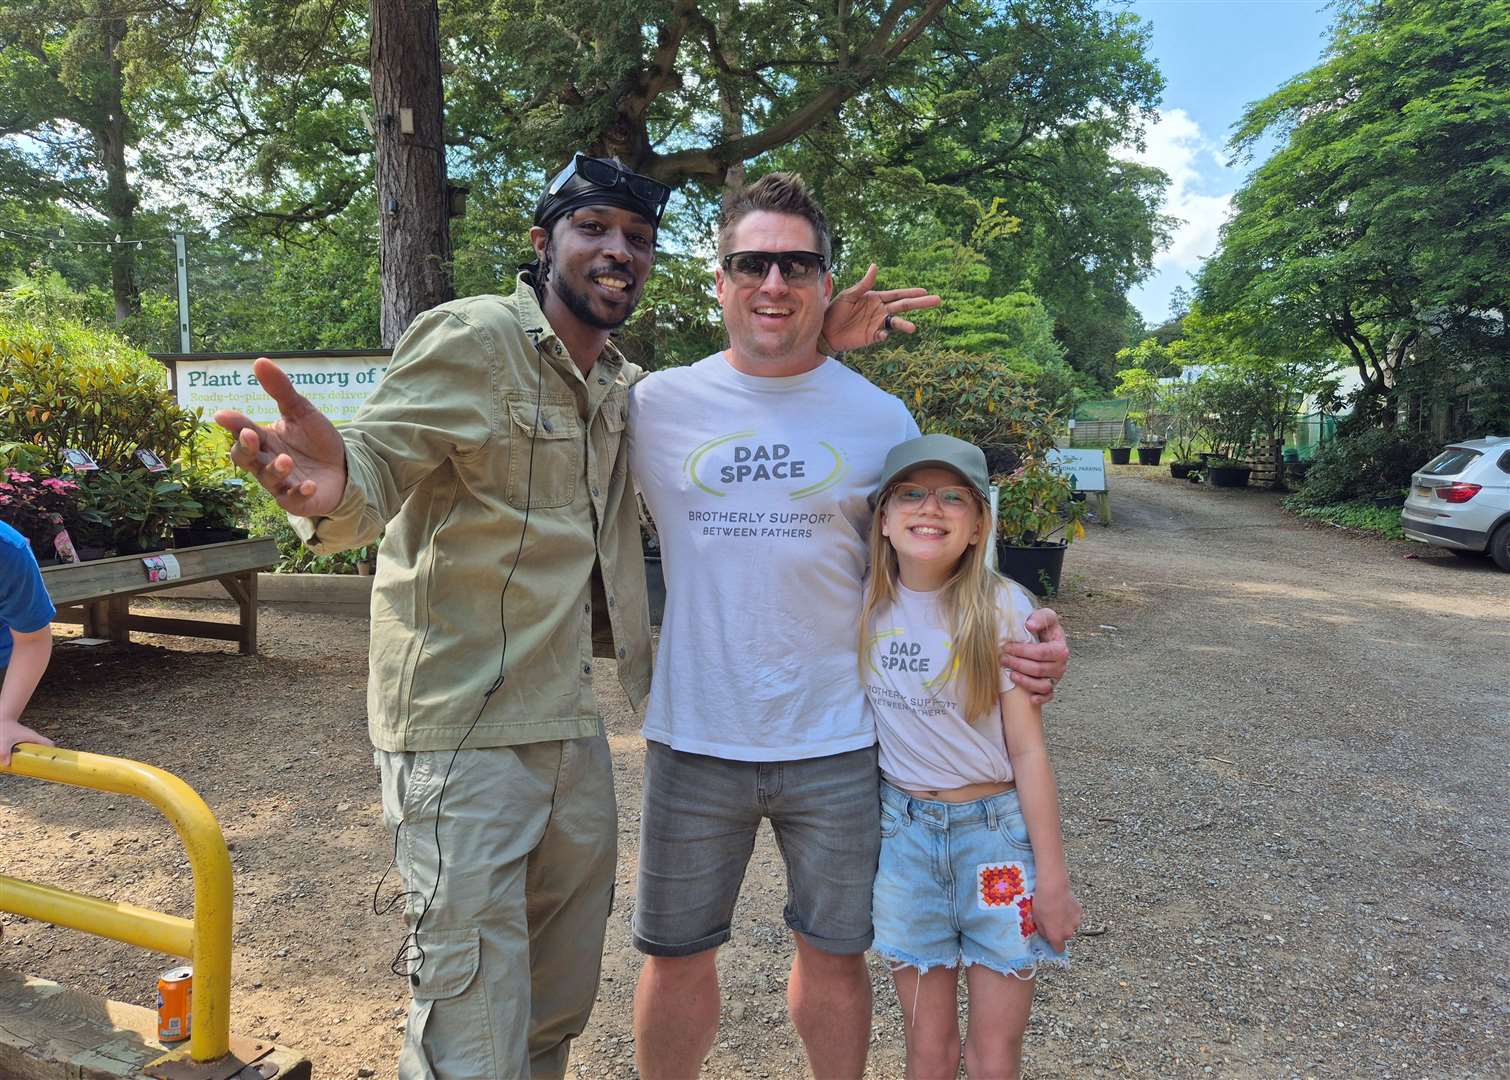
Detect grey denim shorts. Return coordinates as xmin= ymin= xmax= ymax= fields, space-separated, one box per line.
xmin=632 ymin=740 xmax=881 ymax=957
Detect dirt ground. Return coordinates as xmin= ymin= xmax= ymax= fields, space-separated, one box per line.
xmin=4 ymin=465 xmax=1507 ymax=1079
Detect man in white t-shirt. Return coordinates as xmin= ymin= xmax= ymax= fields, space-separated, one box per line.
xmin=627 ymin=173 xmax=1070 ymax=1079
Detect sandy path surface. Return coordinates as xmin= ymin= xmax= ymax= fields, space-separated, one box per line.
xmin=4 ymin=464 xmax=1506 ymax=1078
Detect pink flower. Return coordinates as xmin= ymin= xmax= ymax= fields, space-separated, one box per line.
xmin=5 ymin=470 xmax=33 ymax=483
xmin=41 ymin=478 xmax=77 ymax=493
xmin=0 ymin=482 xmax=13 ymax=492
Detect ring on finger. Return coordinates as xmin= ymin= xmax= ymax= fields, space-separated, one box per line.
xmin=883 ymin=313 xmax=895 ymax=331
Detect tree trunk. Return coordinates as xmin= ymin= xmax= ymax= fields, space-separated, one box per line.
xmin=97 ymin=17 xmax=139 ymax=323
xmin=371 ymin=0 xmax=453 ymax=346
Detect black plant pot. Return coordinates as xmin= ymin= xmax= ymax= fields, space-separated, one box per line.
xmin=116 ymin=534 xmax=169 ymax=556
xmin=172 ymin=526 xmax=249 ymax=548
xmin=1108 ymin=447 xmax=1132 ymax=465
xmin=645 ymin=554 xmax=666 ymax=627
xmin=1137 ymin=446 xmax=1164 ymax=466
xmin=996 ymin=540 xmax=1068 ymax=598
xmin=1207 ymin=465 xmax=1252 ymax=489
xmin=1198 ymin=452 xmax=1215 ymax=465
xmin=1170 ymin=461 xmax=1196 ymax=479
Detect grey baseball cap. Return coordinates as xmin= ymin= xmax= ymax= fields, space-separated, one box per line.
xmin=871 ymin=434 xmax=990 ymax=507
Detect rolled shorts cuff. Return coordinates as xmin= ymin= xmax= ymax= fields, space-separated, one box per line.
xmin=872 ymin=940 xmax=958 ymax=976
xmin=788 ymin=918 xmax=873 ymax=956
xmin=960 ymin=950 xmax=1070 ymax=980
xmin=632 ymin=926 xmax=731 ymax=958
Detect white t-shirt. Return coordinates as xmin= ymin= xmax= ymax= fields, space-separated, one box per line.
xmin=863 ymin=579 xmax=1039 ymax=791
xmin=628 ymin=352 xmax=919 ymax=761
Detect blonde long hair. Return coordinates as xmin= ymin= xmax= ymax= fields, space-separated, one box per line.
xmin=859 ymin=478 xmax=1028 ymax=723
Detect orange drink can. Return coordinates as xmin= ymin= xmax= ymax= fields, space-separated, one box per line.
xmin=156 ymin=965 xmax=193 ymax=1043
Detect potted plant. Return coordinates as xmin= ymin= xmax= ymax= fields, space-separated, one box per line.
xmin=1108 ymin=444 xmax=1132 ymax=466
xmin=994 ymin=460 xmax=1087 ymax=598
xmin=1204 ymin=457 xmax=1253 ymax=488
xmin=0 ymin=468 xmax=83 ymax=562
xmin=78 ymin=468 xmax=203 ymax=554
xmin=174 ymin=477 xmax=250 ymax=547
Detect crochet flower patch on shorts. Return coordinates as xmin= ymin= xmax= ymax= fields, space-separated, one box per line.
xmin=977 ymin=862 xmax=1026 ymax=910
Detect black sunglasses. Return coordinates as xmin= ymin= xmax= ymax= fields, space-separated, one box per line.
xmin=721 ymin=250 xmax=829 ymax=285
xmin=546 ymin=153 xmax=672 ymax=219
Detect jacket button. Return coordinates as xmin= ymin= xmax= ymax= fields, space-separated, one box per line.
xmin=607 ymin=595 xmax=615 ymax=608
xmin=591 ymin=486 xmax=601 ymax=498
xmin=582 ymin=662 xmax=592 ymax=675
xmin=617 ymin=647 xmax=627 ymax=659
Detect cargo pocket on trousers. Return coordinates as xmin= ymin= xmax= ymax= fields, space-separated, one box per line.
xmin=406 ymin=928 xmax=495 ymax=1077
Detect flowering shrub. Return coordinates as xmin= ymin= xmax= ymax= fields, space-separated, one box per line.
xmin=0 ymin=469 xmax=80 ymax=559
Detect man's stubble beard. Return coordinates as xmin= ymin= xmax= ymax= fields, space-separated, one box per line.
xmin=542 ymin=249 xmax=635 ymax=332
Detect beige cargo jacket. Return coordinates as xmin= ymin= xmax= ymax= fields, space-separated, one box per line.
xmin=293 ymin=275 xmax=652 ymax=751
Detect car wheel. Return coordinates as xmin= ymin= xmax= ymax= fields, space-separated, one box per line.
xmin=1490 ymin=522 xmax=1510 ymax=573
xmin=1450 ymin=548 xmax=1485 ymax=560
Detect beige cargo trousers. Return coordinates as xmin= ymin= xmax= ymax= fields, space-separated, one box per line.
xmin=378 ymin=732 xmax=617 ymax=1079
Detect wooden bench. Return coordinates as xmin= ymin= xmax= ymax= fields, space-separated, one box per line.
xmin=41 ymin=537 xmax=278 ymax=655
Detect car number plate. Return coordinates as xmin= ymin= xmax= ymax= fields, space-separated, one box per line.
xmin=1415 ymin=485 xmax=1431 ymax=497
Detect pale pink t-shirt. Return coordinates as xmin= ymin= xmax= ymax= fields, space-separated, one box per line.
xmin=863 ymin=578 xmax=1038 ymax=790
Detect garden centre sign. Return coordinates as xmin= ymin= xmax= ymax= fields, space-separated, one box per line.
xmin=1045 ymin=448 xmax=1107 ymax=493
xmin=156 ymin=350 xmax=392 ymax=425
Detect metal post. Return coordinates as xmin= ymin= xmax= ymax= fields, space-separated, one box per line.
xmin=174 ymin=231 xmax=191 ymax=353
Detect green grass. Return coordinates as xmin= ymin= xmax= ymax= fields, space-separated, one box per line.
xmin=1285 ymin=498 xmax=1404 ymax=540
xmin=1072 ymin=398 xmax=1130 ymax=422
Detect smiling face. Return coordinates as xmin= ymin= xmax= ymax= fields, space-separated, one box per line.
xmin=532 ymin=205 xmax=656 ymax=333
xmin=715 ymin=210 xmax=832 ymax=376
xmin=880 ymin=466 xmax=986 ymax=590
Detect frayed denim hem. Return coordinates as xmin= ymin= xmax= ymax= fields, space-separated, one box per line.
xmin=871 ymin=941 xmax=959 ymax=977
xmin=960 ymin=951 xmax=1071 ymax=981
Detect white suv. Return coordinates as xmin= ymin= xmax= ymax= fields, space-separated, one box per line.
xmin=1402 ymin=435 xmax=1510 ymax=571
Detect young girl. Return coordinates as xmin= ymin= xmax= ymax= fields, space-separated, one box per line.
xmin=861 ymin=433 xmax=1081 ymax=1079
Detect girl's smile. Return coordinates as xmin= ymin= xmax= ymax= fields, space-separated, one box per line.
xmin=881 ymin=466 xmax=984 ymax=591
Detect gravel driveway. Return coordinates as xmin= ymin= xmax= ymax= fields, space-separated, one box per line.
xmin=4 ymin=464 xmax=1506 ymax=1078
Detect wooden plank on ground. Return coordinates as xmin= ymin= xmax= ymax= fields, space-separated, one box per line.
xmin=0 ymin=969 xmax=310 ymax=1079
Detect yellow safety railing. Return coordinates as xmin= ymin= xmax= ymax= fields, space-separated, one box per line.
xmin=0 ymin=743 xmax=233 ymax=1063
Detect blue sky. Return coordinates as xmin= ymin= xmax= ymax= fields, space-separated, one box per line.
xmin=1121 ymin=0 xmax=1337 ymax=325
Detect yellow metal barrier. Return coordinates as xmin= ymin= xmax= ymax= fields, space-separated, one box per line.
xmin=0 ymin=743 xmax=233 ymax=1063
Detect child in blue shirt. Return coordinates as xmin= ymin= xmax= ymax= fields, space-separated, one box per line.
xmin=1 ymin=519 xmax=55 ymax=765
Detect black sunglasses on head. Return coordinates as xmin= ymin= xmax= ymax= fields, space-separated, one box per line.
xmin=546 ymin=153 xmax=672 ymax=218
xmin=721 ymin=250 xmax=828 ymax=285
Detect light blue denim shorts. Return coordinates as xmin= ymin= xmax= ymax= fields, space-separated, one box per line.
xmin=872 ymin=780 xmax=1069 ymax=977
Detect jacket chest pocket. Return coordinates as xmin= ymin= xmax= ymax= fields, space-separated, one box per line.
xmin=598 ymin=392 xmax=629 ymax=483
xmin=507 ymin=399 xmax=582 ymax=509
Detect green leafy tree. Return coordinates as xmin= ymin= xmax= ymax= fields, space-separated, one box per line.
xmin=1198 ymin=0 xmax=1510 ymax=423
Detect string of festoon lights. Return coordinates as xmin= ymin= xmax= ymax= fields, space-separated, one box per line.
xmin=0 ymin=224 xmax=181 ymax=251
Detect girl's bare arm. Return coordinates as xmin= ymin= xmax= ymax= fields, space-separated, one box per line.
xmin=1000 ymin=689 xmax=1082 ymax=950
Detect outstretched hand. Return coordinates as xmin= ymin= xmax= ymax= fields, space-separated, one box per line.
xmin=214 ymin=358 xmax=348 ymax=518
xmin=821 ymin=264 xmax=941 ymax=354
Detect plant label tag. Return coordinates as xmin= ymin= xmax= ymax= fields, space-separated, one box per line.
xmin=141 ymin=554 xmax=182 ymax=583
xmin=53 ymin=527 xmax=81 ymax=564
xmin=135 ymin=449 xmax=168 ymax=472
xmin=62 ymin=448 xmax=99 ymax=472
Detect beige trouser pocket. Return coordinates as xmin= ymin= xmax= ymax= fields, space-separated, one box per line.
xmin=401 ymin=927 xmax=495 ymax=1079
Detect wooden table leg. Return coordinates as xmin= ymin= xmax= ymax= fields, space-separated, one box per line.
xmin=83 ymin=600 xmax=109 ymax=638
xmin=106 ymin=595 xmax=131 ymax=645
xmin=219 ymin=571 xmax=259 ymax=655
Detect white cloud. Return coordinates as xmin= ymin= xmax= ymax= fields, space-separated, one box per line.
xmin=1124 ymin=108 xmax=1235 ymax=274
